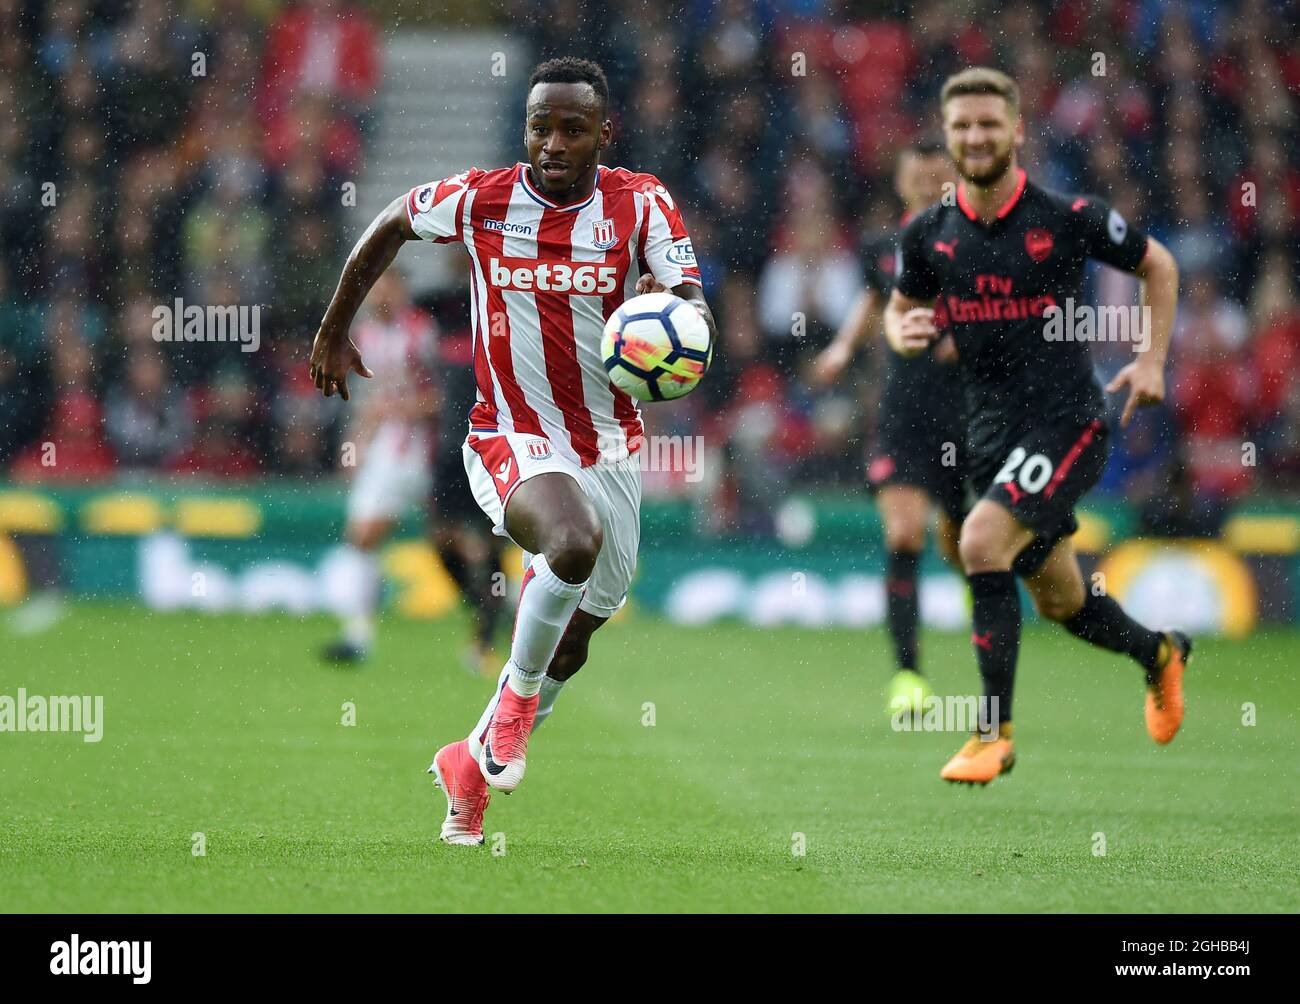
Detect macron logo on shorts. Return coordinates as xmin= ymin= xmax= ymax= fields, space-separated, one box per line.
xmin=496 ymin=458 xmax=513 ymax=483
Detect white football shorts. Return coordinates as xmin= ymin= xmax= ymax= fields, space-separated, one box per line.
xmin=346 ymin=424 xmax=431 ymax=524
xmin=462 ymin=429 xmax=641 ymax=618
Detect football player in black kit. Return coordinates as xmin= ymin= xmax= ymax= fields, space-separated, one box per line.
xmin=428 ymin=308 xmax=509 ymax=677
xmin=811 ymin=139 xmax=965 ymax=716
xmin=884 ymin=68 xmax=1190 ymax=784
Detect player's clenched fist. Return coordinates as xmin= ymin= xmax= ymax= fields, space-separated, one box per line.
xmin=890 ymin=307 xmax=938 ymax=357
xmin=309 ymin=327 xmax=373 ymax=401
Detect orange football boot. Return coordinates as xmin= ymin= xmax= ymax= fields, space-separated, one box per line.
xmin=1146 ymin=631 xmax=1192 ymax=744
xmin=940 ymin=722 xmax=1016 ymax=785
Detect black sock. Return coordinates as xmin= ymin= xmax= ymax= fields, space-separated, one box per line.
xmin=473 ymin=548 xmax=507 ymax=646
xmin=885 ymin=550 xmax=921 ymax=672
xmin=436 ymin=542 xmax=473 ymax=596
xmin=1063 ymin=591 xmax=1163 ymax=672
xmin=437 ymin=541 xmax=502 ymax=647
xmin=969 ymin=571 xmax=1021 ymax=726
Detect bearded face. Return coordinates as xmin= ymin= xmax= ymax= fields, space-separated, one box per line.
xmin=943 ymin=94 xmax=1023 ymax=186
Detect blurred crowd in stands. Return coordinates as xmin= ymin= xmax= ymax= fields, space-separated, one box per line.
xmin=3 ymin=0 xmax=1300 ymax=531
xmin=1 ymin=0 xmax=378 ymax=481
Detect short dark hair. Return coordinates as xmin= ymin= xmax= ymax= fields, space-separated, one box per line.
xmin=906 ymin=136 xmax=947 ymax=158
xmin=528 ymin=57 xmax=610 ymax=115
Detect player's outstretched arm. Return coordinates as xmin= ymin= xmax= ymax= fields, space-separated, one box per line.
xmin=672 ymin=283 xmax=718 ymax=356
xmin=309 ymin=195 xmax=418 ymax=400
xmin=1105 ymin=236 xmax=1179 ymax=427
xmin=883 ymin=288 xmax=938 ymax=358
xmin=811 ymin=287 xmax=883 ymax=386
xmin=635 ymin=273 xmax=719 ymax=358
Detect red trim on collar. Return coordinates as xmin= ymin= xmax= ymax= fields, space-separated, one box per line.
xmin=957 ymin=167 xmax=1027 ymax=223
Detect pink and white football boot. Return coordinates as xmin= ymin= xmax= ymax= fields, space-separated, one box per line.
xmin=477 ymin=683 xmax=540 ymax=794
xmin=428 ymin=740 xmax=491 ymax=846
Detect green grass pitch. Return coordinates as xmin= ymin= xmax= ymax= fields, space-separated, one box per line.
xmin=1 ymin=602 xmax=1297 ymax=913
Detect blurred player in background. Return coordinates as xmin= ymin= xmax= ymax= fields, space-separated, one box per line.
xmin=321 ymin=268 xmax=436 ymax=663
xmin=886 ymin=68 xmax=1189 ymax=785
xmin=426 ymin=298 xmax=509 ymax=677
xmin=309 ymin=57 xmax=717 ymax=844
xmin=811 ymin=138 xmax=964 ymax=717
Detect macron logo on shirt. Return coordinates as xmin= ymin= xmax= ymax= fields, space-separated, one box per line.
xmin=483 ymin=219 xmax=534 ymax=235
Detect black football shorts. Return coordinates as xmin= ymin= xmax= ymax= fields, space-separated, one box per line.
xmin=970 ymin=418 xmax=1109 ymax=575
xmin=868 ymin=422 xmax=968 ymax=526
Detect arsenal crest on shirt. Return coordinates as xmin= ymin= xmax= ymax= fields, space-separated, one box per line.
xmin=1025 ymin=227 xmax=1054 ymax=262
xmin=592 ymin=218 xmax=617 ymax=250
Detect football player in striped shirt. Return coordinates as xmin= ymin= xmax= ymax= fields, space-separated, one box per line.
xmin=319 ymin=268 xmax=436 ymax=665
xmin=310 ymin=57 xmax=716 ymax=844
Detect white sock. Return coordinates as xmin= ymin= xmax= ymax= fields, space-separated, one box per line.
xmin=505 ymin=554 xmax=585 ymax=697
xmin=467 ymin=670 xmax=569 ymax=758
xmin=534 ymin=675 xmax=567 ymax=731
xmin=467 ymin=666 xmax=511 ymax=760
xmin=343 ymin=613 xmax=374 ymax=650
xmin=339 ymin=545 xmax=380 ymax=649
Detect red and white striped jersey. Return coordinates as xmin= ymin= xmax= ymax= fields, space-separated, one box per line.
xmin=351 ymin=307 xmax=435 ymax=441
xmin=405 ymin=163 xmax=702 ymax=466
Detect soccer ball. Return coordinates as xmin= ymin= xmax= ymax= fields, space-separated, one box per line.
xmin=601 ymin=292 xmax=712 ymax=402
